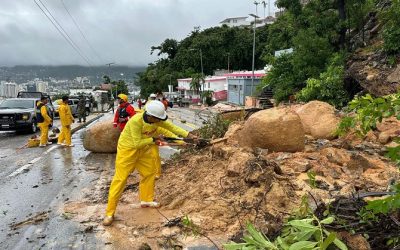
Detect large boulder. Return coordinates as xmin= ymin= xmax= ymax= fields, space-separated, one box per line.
xmin=83 ymin=119 xmax=121 ymax=153
xmin=239 ymin=107 xmax=305 ymax=152
xmin=296 ymin=101 xmax=340 ymax=140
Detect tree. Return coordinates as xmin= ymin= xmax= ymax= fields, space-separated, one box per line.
xmin=103 ymin=75 xmax=111 ymax=84
xmin=111 ymin=80 xmax=129 ymax=96
xmin=297 ymin=53 xmax=350 ymax=107
xmin=261 ymin=53 xmax=302 ymax=103
xmin=151 ymin=39 xmax=179 ymax=59
xmin=190 ymin=73 xmax=204 ymax=94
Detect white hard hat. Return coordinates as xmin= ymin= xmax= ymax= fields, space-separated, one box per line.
xmin=146 ymin=100 xmax=167 ymax=120
xmin=149 ymin=93 xmax=157 ymax=98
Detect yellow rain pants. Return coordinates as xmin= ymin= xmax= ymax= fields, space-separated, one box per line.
xmin=58 ymin=126 xmax=72 ymax=145
xmin=106 ymin=144 xmax=157 ymax=216
xmin=58 ymin=102 xmax=74 ymax=146
xmin=38 ymin=123 xmax=49 ymax=145
xmin=150 ymin=145 xmax=162 ymax=178
xmin=37 ymin=101 xmax=52 ymax=145
xmin=105 ymin=112 xmax=189 ymax=217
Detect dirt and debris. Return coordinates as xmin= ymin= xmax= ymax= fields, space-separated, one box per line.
xmin=10 ymin=211 xmax=50 ymax=230
xmin=60 ymin=103 xmax=400 ymax=249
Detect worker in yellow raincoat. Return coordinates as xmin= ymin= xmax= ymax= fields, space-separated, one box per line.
xmin=57 ymin=96 xmax=75 ymax=147
xmin=37 ymin=96 xmax=52 ymax=147
xmin=103 ymin=100 xmax=194 ymax=226
xmin=143 ymin=93 xmax=161 ymax=178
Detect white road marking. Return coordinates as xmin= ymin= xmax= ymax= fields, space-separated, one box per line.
xmin=8 ymin=156 xmax=42 ymax=177
xmin=29 ymin=157 xmax=42 ymax=164
xmin=44 ymin=145 xmax=58 ymax=154
xmin=8 ymin=164 xmax=32 ymax=177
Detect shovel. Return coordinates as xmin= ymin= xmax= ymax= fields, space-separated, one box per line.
xmin=162 ymin=137 xmax=211 ymax=148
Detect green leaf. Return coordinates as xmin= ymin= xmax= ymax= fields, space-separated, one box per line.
xmin=223 ymin=243 xmax=248 ymax=250
xmin=324 ymin=230 xmax=348 ymax=250
xmin=320 ymin=217 xmax=334 ymax=225
xmin=275 ymin=236 xmax=290 ymax=250
xmin=287 ymin=219 xmax=316 ymax=231
xmin=293 ymin=230 xmax=316 ymax=241
xmin=333 ymin=238 xmax=348 ymax=250
xmin=320 ymin=232 xmax=336 ymax=250
xmin=288 ymin=241 xmax=318 ymax=250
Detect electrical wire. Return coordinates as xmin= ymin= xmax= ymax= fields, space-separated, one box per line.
xmin=61 ymin=0 xmax=103 ymax=64
xmin=34 ymin=0 xmax=92 ymax=66
xmin=38 ymin=0 xmax=92 ymax=65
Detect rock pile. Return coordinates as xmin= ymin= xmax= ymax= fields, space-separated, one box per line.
xmin=155 ymin=118 xmax=399 ymax=242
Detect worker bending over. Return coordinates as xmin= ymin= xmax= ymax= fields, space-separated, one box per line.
xmin=103 ymin=100 xmax=194 ymax=226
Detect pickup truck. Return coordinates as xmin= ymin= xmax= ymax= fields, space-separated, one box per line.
xmin=0 ymin=98 xmax=54 ymax=133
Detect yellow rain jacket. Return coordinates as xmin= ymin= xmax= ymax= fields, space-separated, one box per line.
xmin=57 ymin=102 xmax=74 ymax=146
xmin=58 ymin=102 xmax=74 ymax=127
xmin=37 ymin=101 xmax=52 ymax=145
xmin=106 ymin=112 xmax=189 ymax=216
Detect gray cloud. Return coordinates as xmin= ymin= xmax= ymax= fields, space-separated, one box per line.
xmin=0 ymin=0 xmax=276 ymax=66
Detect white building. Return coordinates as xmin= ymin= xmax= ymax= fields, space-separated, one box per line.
xmin=0 ymin=81 xmax=20 ymax=98
xmin=69 ymin=88 xmax=93 ymax=96
xmin=177 ymin=76 xmax=227 ymax=102
xmin=36 ymin=80 xmax=48 ymax=93
xmin=220 ymin=17 xmax=250 ymax=27
xmin=74 ymin=77 xmax=90 ymax=87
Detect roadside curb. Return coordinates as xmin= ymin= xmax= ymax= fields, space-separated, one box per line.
xmin=71 ymin=114 xmax=104 ymax=134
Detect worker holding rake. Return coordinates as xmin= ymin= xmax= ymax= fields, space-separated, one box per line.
xmin=103 ymin=100 xmax=195 ymax=226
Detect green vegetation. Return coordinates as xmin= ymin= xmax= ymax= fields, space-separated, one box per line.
xmin=297 ymin=53 xmax=350 ymax=108
xmin=137 ymin=0 xmax=400 ymax=104
xmin=338 ymin=93 xmax=400 ymax=224
xmin=260 ymin=0 xmax=377 ymax=105
xmin=224 ymin=198 xmax=348 ymax=250
xmin=102 ymin=75 xmax=129 ymax=97
xmin=382 ymin=0 xmax=400 ymax=55
xmin=137 ymin=26 xmax=269 ymax=97
xmin=197 ymin=114 xmax=233 ymax=139
xmin=201 ymin=90 xmax=214 ymax=106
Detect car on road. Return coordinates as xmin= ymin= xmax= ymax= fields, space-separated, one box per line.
xmin=53 ymin=98 xmax=79 ymax=117
xmin=0 ymin=98 xmax=54 ymax=133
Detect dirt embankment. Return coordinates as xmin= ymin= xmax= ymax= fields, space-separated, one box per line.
xmin=62 ymin=102 xmax=399 ymax=249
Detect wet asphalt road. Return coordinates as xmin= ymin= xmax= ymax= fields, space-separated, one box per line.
xmin=0 ymin=107 xmax=210 ymax=249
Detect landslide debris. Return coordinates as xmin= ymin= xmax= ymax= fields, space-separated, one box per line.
xmin=155 ymin=103 xmax=399 ymax=248
xmin=63 ymin=102 xmax=400 ymax=249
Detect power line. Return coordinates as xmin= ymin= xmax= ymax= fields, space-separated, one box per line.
xmin=61 ymin=0 xmax=103 ymax=63
xmin=38 ymin=0 xmax=92 ymax=65
xmin=34 ymin=0 xmax=92 ymax=66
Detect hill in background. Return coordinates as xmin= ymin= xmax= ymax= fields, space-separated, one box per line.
xmin=0 ymin=65 xmax=146 ymax=85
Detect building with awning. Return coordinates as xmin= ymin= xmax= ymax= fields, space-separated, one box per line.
xmin=177 ymin=76 xmax=227 ymax=103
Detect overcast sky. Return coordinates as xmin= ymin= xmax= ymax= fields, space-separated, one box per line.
xmin=0 ymin=0 xmax=277 ymax=67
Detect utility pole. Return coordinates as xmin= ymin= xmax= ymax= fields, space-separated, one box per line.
xmin=227 ymin=53 xmax=230 ymax=72
xmin=190 ymin=48 xmax=204 ymax=94
xmin=249 ymin=14 xmax=259 ymax=96
xmin=105 ymin=62 xmax=116 ymax=98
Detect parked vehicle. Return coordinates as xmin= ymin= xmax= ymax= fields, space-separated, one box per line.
xmin=17 ymin=91 xmax=55 ymax=116
xmin=54 ymin=98 xmax=79 ymax=117
xmin=0 ymin=98 xmax=54 ymax=133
